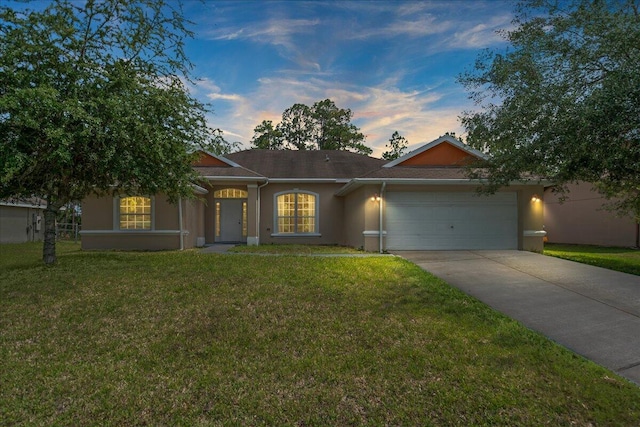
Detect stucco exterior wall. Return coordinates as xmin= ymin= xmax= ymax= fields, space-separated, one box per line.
xmin=518 ymin=186 xmax=545 ymax=252
xmin=362 ymin=184 xmax=385 ymax=252
xmin=343 ymin=186 xmax=367 ymax=250
xmin=81 ymin=195 xmax=113 ymax=231
xmin=203 ymin=185 xmax=216 ymax=244
xmin=341 ymin=185 xmax=386 ymax=251
xmin=81 ymin=193 xmax=197 ymax=251
xmin=544 ymin=183 xmax=637 ymax=247
xmin=246 ymin=185 xmax=258 ymax=245
xmin=258 ymin=183 xmax=346 ymax=246
xmin=0 ymin=205 xmax=45 ymax=243
xmin=182 ymin=197 xmax=206 ymax=248
xmin=78 ymin=181 xmax=547 ymax=252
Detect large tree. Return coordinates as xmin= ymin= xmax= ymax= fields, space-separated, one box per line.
xmin=310 ymin=99 xmax=369 ymax=153
xmin=0 ymin=0 xmax=214 ymax=264
xmin=459 ymin=0 xmax=640 ymax=221
xmin=252 ymin=99 xmax=372 ymax=155
xmin=278 ymin=103 xmax=315 ymax=150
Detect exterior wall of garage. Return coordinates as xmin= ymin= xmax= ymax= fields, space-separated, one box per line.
xmin=385 ymin=191 xmax=518 ymax=250
xmin=342 ymin=186 xmax=367 ymax=250
xmin=519 ymin=186 xmax=545 ymax=251
xmin=544 ymin=183 xmax=637 ymax=247
xmin=342 ymin=184 xmax=386 ymax=252
xmin=374 ymin=184 xmax=545 ymax=252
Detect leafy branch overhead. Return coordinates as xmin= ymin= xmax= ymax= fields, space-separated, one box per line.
xmin=0 ymin=0 xmax=213 ymax=263
xmin=459 ymin=0 xmax=640 ymax=220
xmin=251 ymin=99 xmax=372 ymax=155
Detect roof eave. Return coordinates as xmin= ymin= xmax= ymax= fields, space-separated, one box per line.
xmin=201 ymin=176 xmax=267 ymax=182
xmin=190 ymin=183 xmax=209 ymax=195
xmin=266 ymin=178 xmax=352 ymax=184
xmin=335 ymin=177 xmax=549 ymax=196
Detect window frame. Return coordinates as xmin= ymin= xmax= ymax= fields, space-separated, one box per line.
xmin=114 ymin=196 xmax=155 ymax=231
xmin=272 ymin=190 xmax=320 ymax=236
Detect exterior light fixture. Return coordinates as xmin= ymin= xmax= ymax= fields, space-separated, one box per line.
xmin=371 ymin=193 xmax=381 ymax=202
xmin=531 ymin=194 xmax=541 ymax=203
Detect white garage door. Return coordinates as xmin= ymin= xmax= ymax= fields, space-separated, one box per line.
xmin=386 ymin=192 xmax=518 ymax=250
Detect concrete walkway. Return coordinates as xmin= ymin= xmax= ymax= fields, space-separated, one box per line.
xmin=394 ymin=250 xmax=640 ymax=386
xmin=200 ymin=244 xmax=236 ymax=254
xmin=199 ymin=245 xmax=393 ymax=257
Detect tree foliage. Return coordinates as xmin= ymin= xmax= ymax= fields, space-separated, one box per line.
xmin=278 ymin=103 xmax=315 ymax=150
xmin=202 ymin=128 xmax=240 ymax=156
xmin=459 ymin=0 xmax=640 ymax=220
xmin=0 ymin=0 xmax=213 ymax=263
xmin=382 ymin=131 xmax=409 ymax=160
xmin=251 ymin=99 xmax=372 ymax=155
xmin=250 ymin=120 xmax=284 ymax=150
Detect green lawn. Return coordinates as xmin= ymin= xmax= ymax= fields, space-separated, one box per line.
xmin=229 ymin=244 xmax=363 ymax=254
xmin=2 ymin=242 xmax=640 ymax=425
xmin=544 ymin=243 xmax=640 ymax=276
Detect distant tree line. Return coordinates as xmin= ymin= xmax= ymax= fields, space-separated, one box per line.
xmin=251 ymin=99 xmax=372 ymax=155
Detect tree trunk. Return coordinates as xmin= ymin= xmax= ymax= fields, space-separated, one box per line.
xmin=42 ymin=205 xmax=58 ymax=265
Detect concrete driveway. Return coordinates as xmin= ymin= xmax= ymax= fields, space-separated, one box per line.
xmin=394 ymin=250 xmax=640 ymax=386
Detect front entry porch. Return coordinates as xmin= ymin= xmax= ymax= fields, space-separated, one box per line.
xmin=213 ymin=188 xmax=248 ymax=243
xmin=216 ymin=198 xmax=247 ymax=242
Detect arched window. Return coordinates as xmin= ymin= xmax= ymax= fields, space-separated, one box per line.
xmin=119 ymin=196 xmax=152 ymax=230
xmin=274 ymin=191 xmax=319 ymax=235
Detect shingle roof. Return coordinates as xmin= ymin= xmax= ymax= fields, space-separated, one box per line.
xmin=224 ymin=149 xmax=387 ymax=179
xmin=359 ymin=166 xmax=474 ymax=180
xmin=193 ymin=165 xmax=265 ymax=178
xmin=195 ymin=149 xmax=480 ymax=181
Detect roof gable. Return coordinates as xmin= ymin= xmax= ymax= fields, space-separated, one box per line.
xmin=192 ymin=150 xmax=240 ymax=167
xmin=384 ymin=135 xmax=486 ymax=168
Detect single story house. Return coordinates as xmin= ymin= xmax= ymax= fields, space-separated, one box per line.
xmin=0 ymin=198 xmax=45 ymax=243
xmin=81 ymin=135 xmax=547 ymax=252
xmin=544 ymin=183 xmax=639 ymax=247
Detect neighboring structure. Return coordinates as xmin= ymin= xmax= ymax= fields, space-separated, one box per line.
xmin=0 ymin=198 xmax=45 ymax=243
xmin=544 ymin=183 xmax=639 ymax=247
xmin=81 ymin=135 xmax=547 ymax=252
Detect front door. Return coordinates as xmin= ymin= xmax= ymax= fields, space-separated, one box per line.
xmin=218 ymin=199 xmax=244 ymax=242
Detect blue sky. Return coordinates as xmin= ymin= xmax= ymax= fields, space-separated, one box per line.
xmin=180 ymin=1 xmax=516 ymax=156
xmin=18 ymin=0 xmax=516 ymax=157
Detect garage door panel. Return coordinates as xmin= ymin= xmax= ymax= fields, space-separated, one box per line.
xmin=386 ymin=192 xmax=517 ymax=250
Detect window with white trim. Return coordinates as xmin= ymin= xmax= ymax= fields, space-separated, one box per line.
xmin=275 ymin=191 xmax=318 ymax=234
xmin=119 ymin=196 xmax=152 ymax=230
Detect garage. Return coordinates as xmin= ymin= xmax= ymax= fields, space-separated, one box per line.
xmin=385 ymin=192 xmax=518 ymax=250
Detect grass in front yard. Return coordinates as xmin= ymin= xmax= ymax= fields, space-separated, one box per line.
xmin=2 ymin=242 xmax=640 ymax=425
xmin=544 ymin=243 xmax=640 ymax=276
